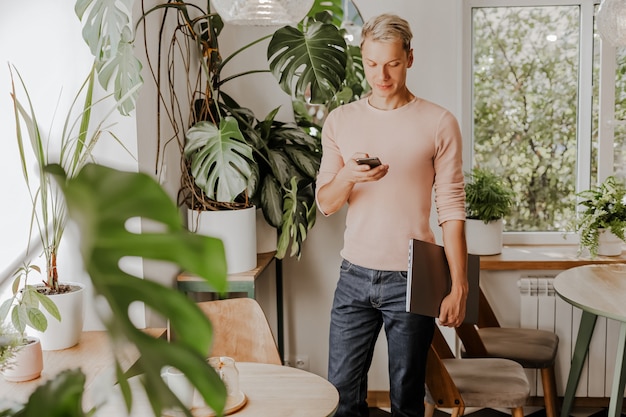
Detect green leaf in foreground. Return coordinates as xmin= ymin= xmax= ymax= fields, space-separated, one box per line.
xmin=46 ymin=163 xmax=228 ymax=417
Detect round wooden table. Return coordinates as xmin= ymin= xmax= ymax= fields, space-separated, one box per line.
xmin=149 ymin=362 xmax=338 ymax=417
xmin=216 ymin=362 xmax=339 ymax=417
xmin=554 ymin=264 xmax=626 ymax=417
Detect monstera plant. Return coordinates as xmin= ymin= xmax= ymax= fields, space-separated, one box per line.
xmin=75 ymin=0 xmax=367 ymax=259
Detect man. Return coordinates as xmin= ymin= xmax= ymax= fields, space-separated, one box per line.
xmin=315 ymin=13 xmax=468 ymax=417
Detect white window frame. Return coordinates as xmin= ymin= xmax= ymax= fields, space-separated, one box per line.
xmin=461 ymin=0 xmax=619 ymax=245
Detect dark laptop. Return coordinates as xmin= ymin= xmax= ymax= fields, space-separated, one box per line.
xmin=406 ymin=239 xmax=479 ymax=324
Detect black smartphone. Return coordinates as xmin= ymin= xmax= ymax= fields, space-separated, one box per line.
xmin=355 ymin=157 xmax=382 ymax=168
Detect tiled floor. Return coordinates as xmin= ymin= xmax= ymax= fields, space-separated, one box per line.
xmin=369 ymin=407 xmax=616 ymax=417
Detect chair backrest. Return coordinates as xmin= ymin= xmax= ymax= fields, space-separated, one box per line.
xmin=197 ymin=298 xmax=282 ymax=365
xmin=425 ymin=326 xmax=464 ymax=409
xmin=455 ymin=287 xmax=500 ymax=356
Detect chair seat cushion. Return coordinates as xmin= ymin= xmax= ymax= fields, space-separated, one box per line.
xmin=442 ymin=358 xmax=530 ymax=408
xmin=469 ymin=327 xmax=559 ymax=368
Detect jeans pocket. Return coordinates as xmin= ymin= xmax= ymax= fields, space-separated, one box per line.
xmin=340 ymin=258 xmax=353 ymax=273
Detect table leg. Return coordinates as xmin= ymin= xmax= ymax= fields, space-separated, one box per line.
xmin=607 ymin=322 xmax=626 ymax=417
xmin=276 ymin=259 xmax=284 ymax=361
xmin=560 ymin=311 xmax=597 ymax=417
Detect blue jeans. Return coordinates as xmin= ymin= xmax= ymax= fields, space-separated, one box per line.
xmin=328 ymin=259 xmax=434 ymax=417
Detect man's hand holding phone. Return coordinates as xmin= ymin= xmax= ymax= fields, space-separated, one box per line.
xmin=356 ymin=157 xmax=382 ymax=168
xmin=350 ymin=155 xmax=388 ymax=183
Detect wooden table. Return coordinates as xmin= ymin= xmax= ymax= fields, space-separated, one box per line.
xmin=0 ymin=329 xmax=166 ymax=407
xmin=480 ymin=244 xmax=626 ymax=270
xmin=554 ymin=264 xmax=626 ymax=417
xmin=1 ymin=332 xmax=339 ymax=417
xmin=177 ymin=251 xmax=284 ymax=359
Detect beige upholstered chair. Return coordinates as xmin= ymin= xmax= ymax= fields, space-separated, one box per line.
xmin=455 ymin=288 xmax=559 ymax=417
xmin=425 ymin=326 xmax=529 ymax=417
xmin=197 ymin=298 xmax=282 ymax=365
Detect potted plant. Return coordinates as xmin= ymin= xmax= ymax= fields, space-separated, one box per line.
xmin=154 ymin=2 xmax=357 ymax=264
xmin=0 ymin=325 xmax=29 ymax=383
xmin=464 ymin=167 xmax=515 ymax=255
xmin=75 ymin=0 xmax=366 ymax=262
xmin=572 ymin=175 xmax=626 ymax=257
xmin=9 ymin=64 xmax=129 ymax=350
xmin=0 ymin=263 xmax=53 ymax=382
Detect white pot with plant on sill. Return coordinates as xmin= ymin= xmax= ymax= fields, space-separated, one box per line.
xmin=597 ymin=228 xmax=623 ymax=256
xmin=465 ymin=218 xmax=505 ymax=256
xmin=464 ymin=168 xmax=514 ymax=256
xmin=30 ymin=282 xmax=85 ymax=351
xmin=572 ymin=175 xmax=626 ymax=258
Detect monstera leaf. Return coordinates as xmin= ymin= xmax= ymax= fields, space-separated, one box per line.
xmin=45 ymin=163 xmax=228 ymax=417
xmin=268 ymin=20 xmax=347 ymax=105
xmin=184 ymin=117 xmax=254 ymax=203
xmin=75 ymin=0 xmax=142 ymax=115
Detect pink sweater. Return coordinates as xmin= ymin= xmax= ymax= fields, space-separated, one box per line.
xmin=316 ymin=97 xmax=466 ymax=271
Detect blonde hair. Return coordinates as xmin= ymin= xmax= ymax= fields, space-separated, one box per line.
xmin=360 ymin=13 xmax=413 ymax=54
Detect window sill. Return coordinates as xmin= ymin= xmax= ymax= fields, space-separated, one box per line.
xmin=480 ymin=244 xmax=626 ymax=270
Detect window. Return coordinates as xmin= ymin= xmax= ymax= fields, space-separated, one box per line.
xmin=463 ymin=0 xmax=625 ymax=244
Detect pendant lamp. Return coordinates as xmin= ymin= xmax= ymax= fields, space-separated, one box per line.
xmin=597 ymin=0 xmax=626 ymax=47
xmin=212 ymin=0 xmax=314 ymax=26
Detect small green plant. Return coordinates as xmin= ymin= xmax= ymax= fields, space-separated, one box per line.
xmin=572 ymin=175 xmax=626 ymax=257
xmin=465 ymin=168 xmax=514 ymax=223
xmin=0 ymin=263 xmax=60 ymax=339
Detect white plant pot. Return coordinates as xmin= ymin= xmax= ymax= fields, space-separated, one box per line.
xmin=597 ymin=229 xmax=623 ymax=256
xmin=1 ymin=337 xmax=43 ymax=382
xmin=256 ymin=208 xmax=277 ymax=254
xmin=465 ymin=218 xmax=504 ymax=255
xmin=188 ymin=207 xmax=257 ymax=274
xmin=30 ymin=283 xmax=85 ymax=351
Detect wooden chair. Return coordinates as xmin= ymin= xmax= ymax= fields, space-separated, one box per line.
xmin=455 ymin=288 xmax=559 ymax=417
xmin=197 ymin=298 xmax=282 ymax=365
xmin=425 ymin=326 xmax=529 ymax=417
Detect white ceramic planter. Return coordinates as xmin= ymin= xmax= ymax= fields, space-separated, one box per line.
xmin=31 ymin=283 xmax=85 ymax=351
xmin=1 ymin=337 xmax=43 ymax=382
xmin=188 ymin=207 xmax=257 ymax=273
xmin=465 ymin=218 xmax=504 ymax=255
xmin=597 ymin=229 xmax=623 ymax=256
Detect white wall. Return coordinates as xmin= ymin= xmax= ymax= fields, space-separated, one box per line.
xmin=0 ymin=0 xmax=141 ymax=330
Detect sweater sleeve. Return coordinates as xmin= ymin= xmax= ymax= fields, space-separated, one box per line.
xmin=433 ymin=110 xmax=466 ymax=224
xmin=315 ymin=109 xmax=344 ymax=216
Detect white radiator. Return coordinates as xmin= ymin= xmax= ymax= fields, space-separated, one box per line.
xmin=518 ymin=277 xmax=620 ymax=398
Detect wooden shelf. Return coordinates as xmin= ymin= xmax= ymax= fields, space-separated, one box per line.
xmin=480 ymin=244 xmax=626 ymax=270
xmin=177 ymin=251 xmax=276 ymax=295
